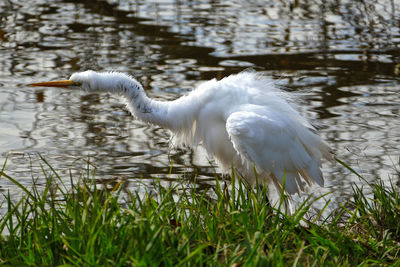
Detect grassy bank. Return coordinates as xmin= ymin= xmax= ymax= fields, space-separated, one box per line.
xmin=0 ymin=158 xmax=399 ymax=266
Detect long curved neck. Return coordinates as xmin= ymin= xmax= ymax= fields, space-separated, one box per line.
xmin=83 ymin=72 xmax=199 ymax=132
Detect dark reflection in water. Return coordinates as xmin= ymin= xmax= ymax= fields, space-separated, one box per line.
xmin=0 ymin=0 xmax=399 ymax=206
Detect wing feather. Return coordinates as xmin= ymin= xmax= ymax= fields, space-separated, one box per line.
xmin=226 ymin=109 xmax=325 ymax=194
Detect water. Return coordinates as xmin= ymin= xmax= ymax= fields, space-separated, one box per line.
xmin=1 ymin=0 xmax=399 ymax=204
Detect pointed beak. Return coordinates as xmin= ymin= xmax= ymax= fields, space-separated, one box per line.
xmin=28 ymin=80 xmax=80 ymax=88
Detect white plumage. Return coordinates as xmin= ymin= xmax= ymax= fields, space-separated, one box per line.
xmin=32 ymin=70 xmax=332 ymax=195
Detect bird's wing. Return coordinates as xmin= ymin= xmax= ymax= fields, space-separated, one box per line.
xmin=226 ymin=110 xmax=324 ymax=194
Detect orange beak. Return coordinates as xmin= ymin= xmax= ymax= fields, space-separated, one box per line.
xmin=29 ymin=80 xmax=79 ymax=88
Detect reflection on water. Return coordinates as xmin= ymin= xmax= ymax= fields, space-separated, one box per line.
xmin=0 ymin=0 xmax=399 ymax=205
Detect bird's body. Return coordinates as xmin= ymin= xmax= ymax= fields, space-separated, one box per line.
xmin=31 ymin=71 xmax=331 ymax=194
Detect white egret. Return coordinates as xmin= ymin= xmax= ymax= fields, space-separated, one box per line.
xmin=30 ymin=70 xmax=332 ymax=195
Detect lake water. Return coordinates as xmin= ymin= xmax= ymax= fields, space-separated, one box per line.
xmin=0 ymin=0 xmax=399 ymax=206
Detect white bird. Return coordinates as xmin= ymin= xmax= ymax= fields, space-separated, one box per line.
xmin=30 ymin=70 xmax=331 ymax=195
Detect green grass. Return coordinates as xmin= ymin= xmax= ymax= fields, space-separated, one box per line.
xmin=0 ymin=157 xmax=399 ymax=266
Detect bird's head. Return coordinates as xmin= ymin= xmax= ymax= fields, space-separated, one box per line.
xmin=29 ymin=72 xmax=93 ymax=90
xmin=29 ymin=70 xmax=104 ymax=91
xmin=28 ymin=73 xmax=85 ymax=89
xmin=29 ymin=70 xmax=142 ymax=94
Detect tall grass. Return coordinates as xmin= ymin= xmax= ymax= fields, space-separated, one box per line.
xmin=0 ymin=157 xmax=399 ymax=266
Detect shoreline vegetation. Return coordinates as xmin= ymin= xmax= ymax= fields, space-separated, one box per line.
xmin=0 ymin=157 xmax=399 ymax=266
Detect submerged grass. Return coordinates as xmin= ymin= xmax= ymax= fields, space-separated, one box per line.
xmin=0 ymin=157 xmax=399 ymax=266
